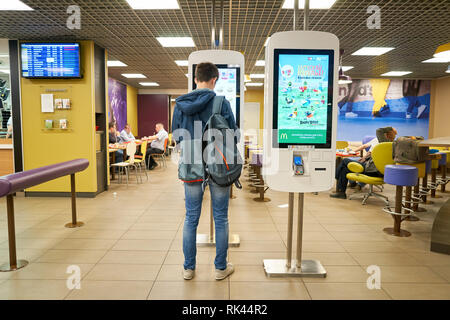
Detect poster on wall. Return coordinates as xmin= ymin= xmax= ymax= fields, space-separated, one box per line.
xmin=338 ymin=79 xmax=430 ymax=141
xmin=108 ymin=78 xmax=127 ymax=131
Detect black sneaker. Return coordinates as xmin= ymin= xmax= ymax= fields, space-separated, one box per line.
xmin=330 ymin=192 xmax=347 ymax=199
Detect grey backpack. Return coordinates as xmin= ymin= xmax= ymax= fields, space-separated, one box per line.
xmin=202 ymin=96 xmax=243 ymax=189
xmin=393 ymin=136 xmax=427 ymax=164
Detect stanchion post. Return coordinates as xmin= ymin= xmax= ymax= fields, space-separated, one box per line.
xmin=65 ymin=173 xmax=84 ymax=228
xmin=296 ymin=193 xmax=304 ymax=268
xmin=0 ymin=195 xmax=28 ymax=272
xmin=286 ymin=192 xmax=294 ymax=269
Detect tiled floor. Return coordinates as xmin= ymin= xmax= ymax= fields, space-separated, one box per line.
xmin=0 ymin=159 xmax=449 ymax=300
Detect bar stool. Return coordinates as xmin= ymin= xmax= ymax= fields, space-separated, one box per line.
xmin=430 ymin=153 xmax=443 ymax=199
xmin=395 ymin=161 xmax=427 ymax=217
xmin=437 ymin=152 xmax=449 ymax=193
xmin=382 ymin=165 xmax=418 ymax=237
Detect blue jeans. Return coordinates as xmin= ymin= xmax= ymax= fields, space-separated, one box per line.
xmin=183 ymin=182 xmax=230 ymax=270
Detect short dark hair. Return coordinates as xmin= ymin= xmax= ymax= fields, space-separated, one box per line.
xmin=108 ymin=122 xmax=115 ymax=130
xmin=195 ymin=62 xmax=219 ymax=83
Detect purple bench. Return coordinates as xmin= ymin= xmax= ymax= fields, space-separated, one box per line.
xmin=0 ymin=159 xmax=89 ymax=272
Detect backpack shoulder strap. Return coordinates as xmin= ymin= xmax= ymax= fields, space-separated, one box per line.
xmin=212 ymin=96 xmax=225 ymax=115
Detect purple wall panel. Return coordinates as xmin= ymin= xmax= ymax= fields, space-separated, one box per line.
xmin=138 ymin=94 xmax=169 ymax=137
xmin=108 ymin=78 xmax=127 ymax=131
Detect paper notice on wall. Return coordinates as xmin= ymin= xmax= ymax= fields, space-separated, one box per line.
xmin=41 ymin=94 xmax=54 ymax=113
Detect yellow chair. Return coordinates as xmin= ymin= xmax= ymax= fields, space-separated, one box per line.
xmin=132 ymin=140 xmax=148 ymax=182
xmin=336 ymin=141 xmax=349 ymax=150
xmin=346 ymin=142 xmax=394 ymax=205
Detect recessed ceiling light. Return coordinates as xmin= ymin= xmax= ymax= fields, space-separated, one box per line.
xmin=185 ymin=74 xmax=189 ymax=77
xmin=341 ymin=66 xmax=354 ymax=72
xmin=264 ymin=37 xmax=270 ymax=47
xmin=422 ymin=57 xmax=450 ymax=63
xmin=140 ymin=82 xmax=160 ymax=86
xmin=125 ymin=0 xmax=180 ymax=9
xmin=175 ymin=60 xmax=188 ymax=66
xmin=0 ymin=0 xmax=33 ymax=10
xmin=250 ymin=74 xmax=265 ymax=79
xmin=122 ymin=73 xmax=146 ymax=78
xmin=352 ymin=47 xmax=395 ymax=56
xmin=246 ymin=83 xmax=263 ymax=87
xmin=381 ymin=71 xmax=412 ymax=77
xmin=107 ymin=60 xmax=127 ymax=67
xmin=282 ymin=0 xmax=337 ymax=9
xmin=157 ymin=37 xmax=195 ymax=47
xmin=434 ymin=43 xmax=450 ymax=60
xmin=255 ymin=60 xmax=265 ymax=67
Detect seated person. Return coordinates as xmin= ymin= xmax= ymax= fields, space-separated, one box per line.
xmin=109 ymin=122 xmax=124 ymax=163
xmin=6 ymin=115 xmax=12 ymax=138
xmin=330 ymin=127 xmax=397 ymax=199
xmin=120 ymin=124 xmax=136 ymax=142
xmin=145 ymin=123 xmax=168 ymax=170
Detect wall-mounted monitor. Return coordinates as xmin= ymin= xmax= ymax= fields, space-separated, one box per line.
xmin=20 ymin=43 xmax=81 ymax=79
xmin=273 ymin=49 xmax=334 ymax=148
xmin=192 ymin=64 xmax=241 ymax=127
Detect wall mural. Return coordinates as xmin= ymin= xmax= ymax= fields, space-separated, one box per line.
xmin=337 ymin=79 xmax=430 ymax=141
xmin=108 ymin=78 xmax=127 ymax=131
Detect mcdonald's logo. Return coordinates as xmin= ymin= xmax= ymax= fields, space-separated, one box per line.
xmin=280 ymin=133 xmax=288 ymax=140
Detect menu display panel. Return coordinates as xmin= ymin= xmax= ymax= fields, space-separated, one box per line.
xmin=273 ymin=49 xmax=334 ymax=148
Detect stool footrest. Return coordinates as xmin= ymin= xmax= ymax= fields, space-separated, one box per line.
xmin=383 ymin=206 xmax=415 ymax=218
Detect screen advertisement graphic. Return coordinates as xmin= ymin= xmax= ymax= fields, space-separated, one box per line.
xmin=273 ymin=49 xmax=334 ymax=148
xmin=21 ymin=43 xmax=81 ymax=78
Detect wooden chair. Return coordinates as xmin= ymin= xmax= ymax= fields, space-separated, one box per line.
xmin=152 ymin=138 xmax=168 ymax=169
xmin=111 ymin=141 xmax=140 ymax=186
xmin=133 ymin=140 xmax=149 ymax=182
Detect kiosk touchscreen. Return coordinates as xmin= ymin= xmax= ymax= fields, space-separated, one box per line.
xmin=263 ymin=31 xmax=339 ymax=193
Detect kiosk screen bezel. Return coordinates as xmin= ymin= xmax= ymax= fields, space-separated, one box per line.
xmin=272 ymin=49 xmax=335 ymax=149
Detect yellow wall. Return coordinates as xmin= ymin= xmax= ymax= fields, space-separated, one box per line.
xmin=21 ymin=40 xmax=97 ymax=193
xmin=127 ymin=85 xmax=138 ymax=136
xmin=430 ymin=76 xmax=450 ymax=138
xmin=244 ymin=88 xmax=265 ymax=129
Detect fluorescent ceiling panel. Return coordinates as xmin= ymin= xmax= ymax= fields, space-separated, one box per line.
xmin=0 ymin=70 xmax=10 ymax=74
xmin=381 ymin=71 xmax=412 ymax=77
xmin=255 ymin=60 xmax=265 ymax=67
xmin=246 ymin=83 xmax=264 ymax=87
xmin=282 ymin=0 xmax=337 ymax=9
xmin=341 ymin=66 xmax=354 ymax=72
xmin=157 ymin=37 xmax=195 ymax=47
xmin=250 ymin=74 xmax=265 ymax=79
xmin=0 ymin=0 xmax=33 ymax=10
xmin=122 ymin=73 xmax=146 ymax=78
xmin=125 ymin=0 xmax=180 ymax=9
xmin=175 ymin=60 xmax=188 ymax=66
xmin=140 ymin=82 xmax=160 ymax=86
xmin=107 ymin=60 xmax=127 ymax=67
xmin=422 ymin=57 xmax=450 ymax=63
xmin=352 ymin=47 xmax=395 ymax=56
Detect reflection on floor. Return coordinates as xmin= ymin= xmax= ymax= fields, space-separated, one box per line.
xmin=0 ymin=159 xmax=449 ymax=300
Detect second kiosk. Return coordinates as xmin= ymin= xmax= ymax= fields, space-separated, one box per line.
xmin=263 ymin=31 xmax=339 ymax=277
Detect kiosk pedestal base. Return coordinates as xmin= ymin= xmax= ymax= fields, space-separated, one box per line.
xmin=196 ymin=234 xmax=240 ymax=247
xmin=263 ymin=259 xmax=326 ymax=278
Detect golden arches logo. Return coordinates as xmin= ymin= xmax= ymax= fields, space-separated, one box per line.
xmin=280 ymin=133 xmax=288 ymax=140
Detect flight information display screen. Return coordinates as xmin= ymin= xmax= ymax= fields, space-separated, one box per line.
xmin=192 ymin=64 xmax=241 ymax=127
xmin=273 ymin=49 xmax=334 ymax=148
xmin=21 ymin=43 xmax=81 ymax=78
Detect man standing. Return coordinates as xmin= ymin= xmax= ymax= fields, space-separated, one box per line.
xmin=145 ymin=123 xmax=169 ymax=170
xmin=172 ymin=62 xmax=236 ymax=281
xmin=120 ymin=124 xmax=135 ymax=142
